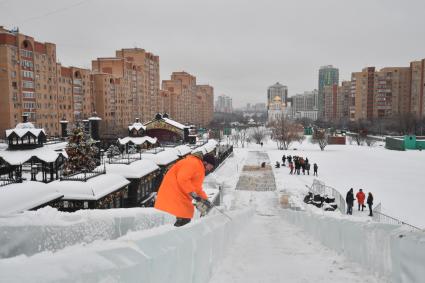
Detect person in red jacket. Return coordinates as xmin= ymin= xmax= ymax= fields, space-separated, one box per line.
xmin=154 ymin=151 xmax=214 ymax=227
xmin=356 ymin=189 xmax=366 ymax=211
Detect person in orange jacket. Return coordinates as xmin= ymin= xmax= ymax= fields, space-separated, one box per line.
xmin=356 ymin=189 xmax=366 ymax=211
xmin=154 ymin=151 xmax=214 ymax=227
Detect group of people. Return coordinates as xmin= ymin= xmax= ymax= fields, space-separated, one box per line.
xmin=346 ymin=188 xmax=374 ymax=217
xmin=275 ymin=155 xmax=318 ymax=177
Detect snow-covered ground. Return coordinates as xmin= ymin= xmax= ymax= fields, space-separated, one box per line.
xmin=209 ymin=192 xmax=384 ymax=283
xmin=0 ymin=140 xmax=423 ymax=282
xmin=264 ymin=138 xmax=425 ymax=228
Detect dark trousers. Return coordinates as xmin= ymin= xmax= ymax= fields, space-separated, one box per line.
xmin=358 ymin=203 xmax=365 ymax=211
xmin=368 ymin=204 xmax=373 ymax=216
xmin=347 ymin=204 xmax=353 ymax=215
xmin=174 ymin=217 xmax=191 ymax=227
xmin=313 ymin=170 xmax=318 ymax=176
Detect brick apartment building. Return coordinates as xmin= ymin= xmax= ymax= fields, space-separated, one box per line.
xmin=0 ymin=26 xmax=60 ymax=135
xmin=159 ymin=71 xmax=214 ymax=127
xmin=0 ymin=27 xmax=214 ymax=137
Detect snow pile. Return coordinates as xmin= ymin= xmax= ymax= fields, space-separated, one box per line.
xmin=0 ymin=207 xmax=175 ymax=258
xmin=282 ymin=209 xmax=425 ymax=282
xmin=0 ymin=208 xmax=254 ymax=283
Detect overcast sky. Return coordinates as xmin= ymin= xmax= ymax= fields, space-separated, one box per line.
xmin=1 ymin=0 xmax=425 ymax=107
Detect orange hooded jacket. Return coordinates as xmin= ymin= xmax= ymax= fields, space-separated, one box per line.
xmin=154 ymin=155 xmax=208 ymax=219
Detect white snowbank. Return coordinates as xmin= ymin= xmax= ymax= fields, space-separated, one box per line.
xmin=47 ymin=174 xmax=130 ymax=200
xmin=0 ymin=208 xmax=254 ymax=283
xmin=141 ymin=150 xmax=179 ymax=166
xmin=105 ymin=159 xmax=159 ymax=179
xmin=282 ymin=209 xmax=425 ymax=283
xmin=0 ymin=182 xmax=63 ymax=215
xmin=0 ymin=207 xmax=175 ymax=259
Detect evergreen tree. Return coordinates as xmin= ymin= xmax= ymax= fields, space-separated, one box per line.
xmin=63 ymin=127 xmax=98 ymax=175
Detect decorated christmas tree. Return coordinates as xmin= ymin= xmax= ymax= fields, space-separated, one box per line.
xmin=63 ymin=127 xmax=98 ymax=175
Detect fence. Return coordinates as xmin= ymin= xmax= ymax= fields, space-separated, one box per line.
xmin=308 ymin=179 xmax=346 ymax=214
xmin=372 ymin=203 xmax=421 ymax=231
xmin=309 ymin=180 xmax=422 ymax=231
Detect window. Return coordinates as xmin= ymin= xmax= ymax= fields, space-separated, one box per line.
xmin=22 ymin=81 xmax=34 ymax=89
xmin=23 ymin=91 xmax=35 ymax=98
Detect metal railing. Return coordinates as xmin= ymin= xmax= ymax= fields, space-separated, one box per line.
xmin=372 ymin=203 xmax=421 ymax=231
xmin=307 ymin=179 xmax=346 ymax=214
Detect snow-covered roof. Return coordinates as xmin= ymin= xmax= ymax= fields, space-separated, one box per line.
xmin=162 ymin=117 xmax=188 ymax=130
xmin=118 ymin=136 xmax=157 ymax=145
xmin=141 ymin=150 xmax=179 ymax=166
xmin=48 ymin=174 xmax=130 ymax=201
xmin=5 ymin=128 xmax=46 ymax=138
xmin=128 ymin=122 xmax=146 ymax=131
xmin=194 ymin=139 xmax=218 ymax=154
xmin=88 ymin=116 xmax=102 ymax=121
xmin=0 ymin=182 xmax=63 ymax=215
xmin=105 ymin=159 xmax=159 ymax=179
xmin=0 ymin=147 xmax=67 ymax=165
xmin=173 ymin=145 xmax=192 ymax=156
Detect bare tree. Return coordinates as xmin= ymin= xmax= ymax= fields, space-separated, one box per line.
xmin=240 ymin=129 xmax=248 ymax=148
xmin=250 ymin=126 xmax=267 ymax=144
xmin=311 ymin=128 xmax=328 ymax=151
xmin=269 ymin=115 xmax=303 ymax=150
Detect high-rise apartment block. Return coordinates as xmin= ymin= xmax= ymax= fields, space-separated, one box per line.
xmin=267 ymin=82 xmax=288 ymax=110
xmin=350 ymin=66 xmax=411 ymax=121
xmin=409 ymin=59 xmax=425 ymax=119
xmin=0 ymin=26 xmax=60 ymax=135
xmin=0 ymin=27 xmax=214 ymax=136
xmin=215 ymin=95 xmax=233 ymax=113
xmin=318 ymin=65 xmax=339 ymax=118
xmin=292 ymin=90 xmax=318 ymax=120
xmin=159 ymin=72 xmax=214 ymax=127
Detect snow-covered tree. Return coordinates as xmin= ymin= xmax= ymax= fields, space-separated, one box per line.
xmin=106 ymin=145 xmax=121 ymax=158
xmin=63 ymin=127 xmax=98 ymax=175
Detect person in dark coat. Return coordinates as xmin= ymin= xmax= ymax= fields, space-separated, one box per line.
xmin=313 ymin=163 xmax=318 ymax=176
xmin=346 ymin=188 xmax=355 ymax=215
xmin=287 ymin=155 xmax=292 ymax=164
xmin=305 ymin=162 xmax=311 ymax=175
xmin=282 ymin=155 xmax=286 ymax=166
xmin=367 ymin=192 xmax=374 ymax=216
xmin=275 ymin=161 xmax=280 ymax=168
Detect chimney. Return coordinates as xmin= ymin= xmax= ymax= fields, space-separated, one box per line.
xmin=89 ymin=113 xmax=102 ymax=141
xmin=22 ymin=114 xmax=29 ymax=123
xmin=60 ymin=118 xmax=68 ymax=139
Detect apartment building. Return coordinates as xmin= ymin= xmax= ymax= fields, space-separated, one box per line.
xmin=0 ymin=26 xmax=60 ymax=136
xmin=318 ymin=65 xmax=339 ymax=118
xmin=91 ymin=57 xmax=133 ymax=132
xmin=410 ymin=59 xmax=425 ymax=119
xmin=116 ymin=48 xmax=160 ymax=122
xmin=57 ymin=65 xmax=93 ymax=124
xmin=336 ymin=81 xmax=351 ymax=121
xmin=159 ymin=72 xmax=214 ymax=127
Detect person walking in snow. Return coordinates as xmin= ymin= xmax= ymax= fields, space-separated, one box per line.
xmin=289 ymin=161 xmax=294 ymax=174
xmin=155 ymin=151 xmax=213 ymax=227
xmin=346 ymin=188 xmax=355 ymax=215
xmin=356 ymin=189 xmax=366 ymax=211
xmin=287 ymin=155 xmax=292 ymax=164
xmin=367 ymin=192 xmax=374 ymax=217
xmin=282 ymin=155 xmax=286 ymax=166
xmin=305 ymin=162 xmax=311 ymax=175
xmin=313 ymin=163 xmax=318 ymax=176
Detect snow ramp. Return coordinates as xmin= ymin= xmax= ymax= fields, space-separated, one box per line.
xmin=0 ymin=208 xmax=254 ymax=283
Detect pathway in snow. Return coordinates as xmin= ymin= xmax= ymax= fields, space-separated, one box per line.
xmin=235 ymin=151 xmax=276 ymax=192
xmin=209 ymin=149 xmax=385 ymax=283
